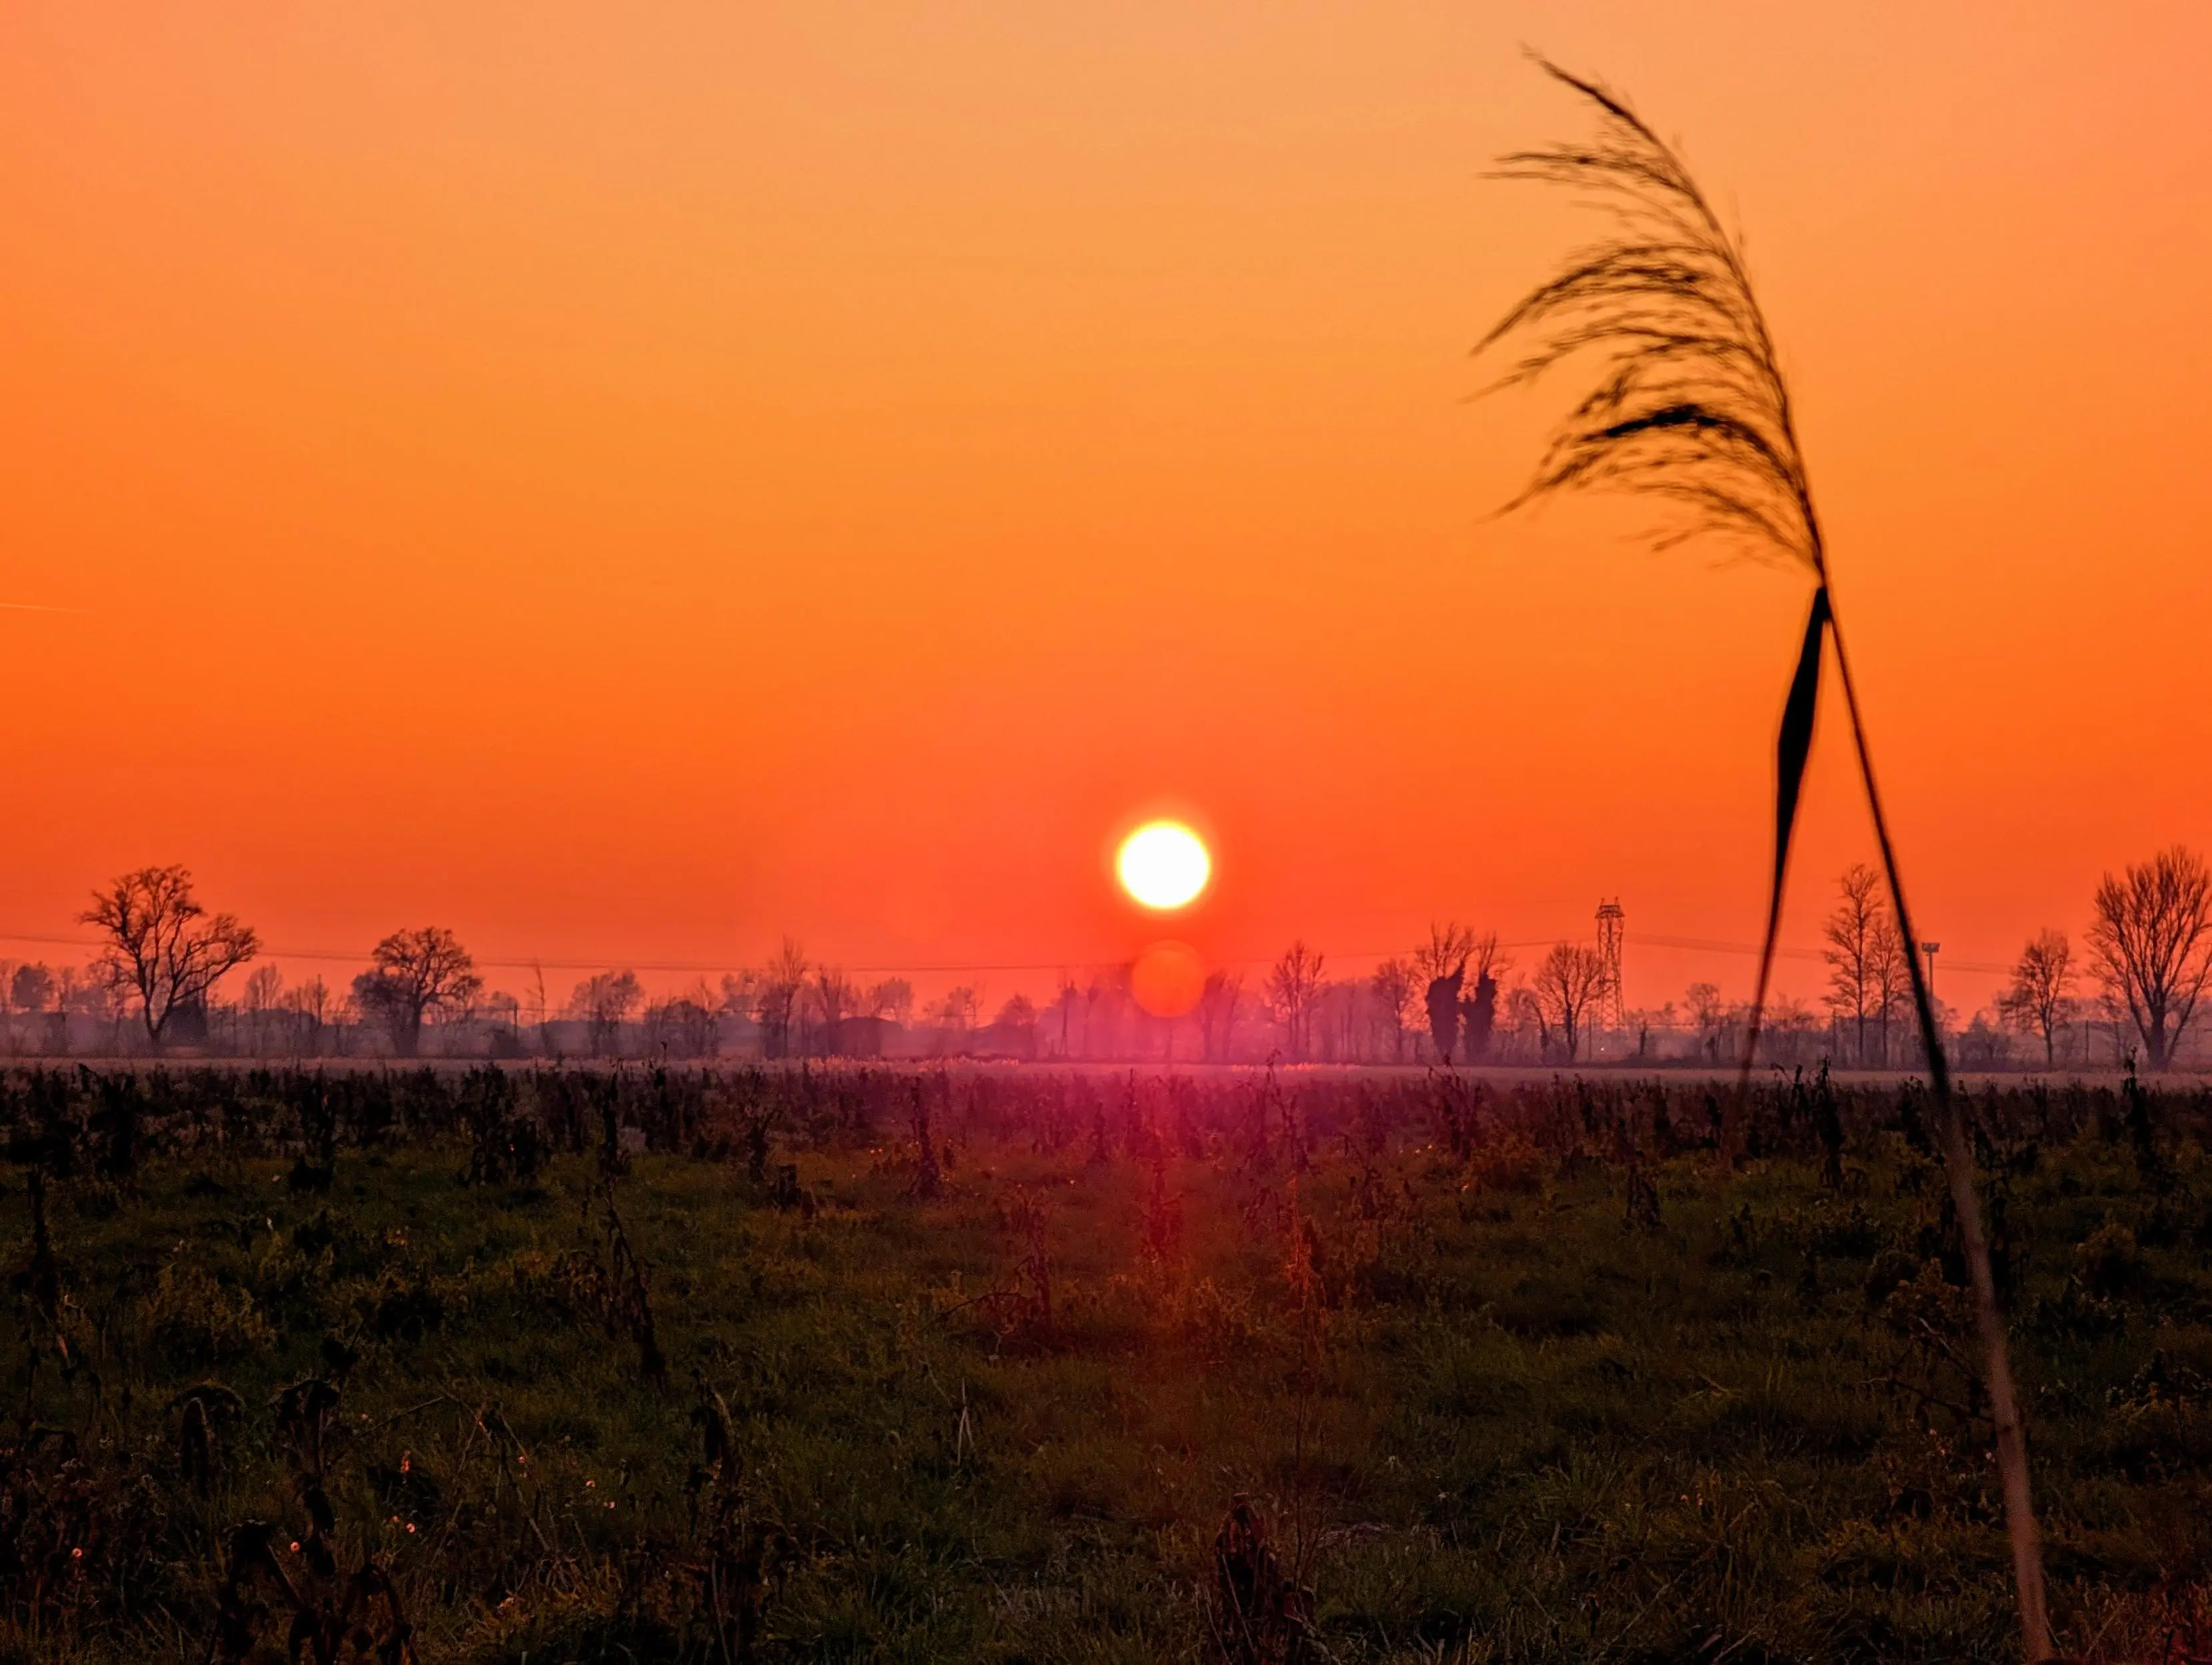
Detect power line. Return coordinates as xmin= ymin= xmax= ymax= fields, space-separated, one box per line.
xmin=1627 ymin=931 xmax=2009 ymax=977
xmin=0 ymin=925 xmax=2014 ymax=980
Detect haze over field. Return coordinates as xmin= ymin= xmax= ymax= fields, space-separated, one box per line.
xmin=3 ymin=4 xmax=2207 ymax=1017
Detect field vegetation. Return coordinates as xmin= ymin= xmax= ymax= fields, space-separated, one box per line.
xmin=5 ymin=1063 xmax=2212 ymax=1662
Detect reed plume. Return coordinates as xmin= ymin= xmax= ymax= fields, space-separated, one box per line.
xmin=1478 ymin=57 xmax=2051 ymax=1660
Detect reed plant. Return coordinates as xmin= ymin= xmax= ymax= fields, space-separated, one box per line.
xmin=1477 ymin=59 xmax=2051 ymax=1658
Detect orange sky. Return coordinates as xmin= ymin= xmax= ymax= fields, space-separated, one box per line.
xmin=3 ymin=4 xmax=2208 ymax=1018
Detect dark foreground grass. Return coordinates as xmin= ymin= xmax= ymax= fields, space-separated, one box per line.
xmin=4 ymin=1067 xmax=2212 ymax=1661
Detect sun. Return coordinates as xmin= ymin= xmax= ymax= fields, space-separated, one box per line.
xmin=1116 ymin=821 xmax=1211 ymax=910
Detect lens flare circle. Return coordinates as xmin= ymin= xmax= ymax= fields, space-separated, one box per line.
xmin=1131 ymin=941 xmax=1206 ymax=1018
xmin=1116 ymin=821 xmax=1211 ymax=910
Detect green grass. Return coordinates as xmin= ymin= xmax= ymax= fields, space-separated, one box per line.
xmin=5 ymin=1070 xmax=2212 ymax=1661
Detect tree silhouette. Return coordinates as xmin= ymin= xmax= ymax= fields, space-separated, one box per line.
xmin=2087 ymin=846 xmax=2212 ymax=1071
xmin=83 ymin=865 xmax=259 ymax=1049
xmin=1424 ymin=963 xmax=1464 ymax=1063
xmin=1264 ymin=941 xmax=1326 ymax=1062
xmin=353 ymin=926 xmax=481 ymax=1059
xmin=1821 ymin=864 xmax=1885 ymax=1067
xmin=1531 ymin=942 xmax=1607 ymax=1063
xmin=2000 ymin=929 xmax=2078 ymax=1071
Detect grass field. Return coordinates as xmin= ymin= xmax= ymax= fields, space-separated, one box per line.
xmin=4 ymin=1064 xmax=2211 ymax=1662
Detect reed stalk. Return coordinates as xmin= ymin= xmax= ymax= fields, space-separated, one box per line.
xmin=1478 ymin=57 xmax=2051 ymax=1658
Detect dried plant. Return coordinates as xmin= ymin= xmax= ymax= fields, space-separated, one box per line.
xmin=554 ymin=1183 xmax=669 ymax=1387
xmin=1140 ymin=1150 xmax=1184 ymax=1265
xmin=1479 ymin=57 xmax=2050 ymax=1658
xmin=908 ymin=1083 xmax=942 ymax=1199
xmin=1208 ymin=1494 xmax=1314 ymax=1665
xmin=1007 ymin=1187 xmax=1053 ymax=1343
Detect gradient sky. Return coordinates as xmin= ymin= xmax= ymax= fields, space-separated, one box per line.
xmin=3 ymin=4 xmax=2207 ymax=1016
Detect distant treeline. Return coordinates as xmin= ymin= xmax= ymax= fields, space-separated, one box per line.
xmin=6 ymin=845 xmax=2209 ymax=1071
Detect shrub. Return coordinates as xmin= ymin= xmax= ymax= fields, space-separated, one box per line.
xmin=144 ymin=1255 xmax=273 ymax=1366
xmin=2077 ymin=1217 xmax=2148 ymax=1299
xmin=1465 ymin=1133 xmax=1548 ymax=1195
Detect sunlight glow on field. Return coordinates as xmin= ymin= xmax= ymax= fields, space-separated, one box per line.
xmin=1116 ymin=821 xmax=1211 ymax=910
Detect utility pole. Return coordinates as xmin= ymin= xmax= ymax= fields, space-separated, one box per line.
xmin=1921 ymin=941 xmax=1941 ymax=1002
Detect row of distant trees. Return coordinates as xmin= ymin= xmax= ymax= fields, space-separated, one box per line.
xmin=6 ymin=847 xmax=2208 ymax=1068
xmin=0 ymin=867 xmax=958 ymax=1061
xmin=0 ymin=869 xmax=493 ymax=1058
xmin=1244 ymin=846 xmax=2212 ymax=1072
xmin=1813 ymin=845 xmax=2212 ymax=1073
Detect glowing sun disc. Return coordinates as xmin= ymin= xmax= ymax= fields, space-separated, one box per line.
xmin=1117 ymin=821 xmax=1211 ymax=910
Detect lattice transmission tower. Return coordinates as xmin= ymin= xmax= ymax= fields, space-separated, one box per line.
xmin=1595 ymin=899 xmax=1627 ymax=1035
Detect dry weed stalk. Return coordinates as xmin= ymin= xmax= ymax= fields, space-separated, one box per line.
xmin=1276 ymin=1177 xmax=1329 ymax=1622
xmin=1008 ymin=1188 xmax=1053 ymax=1343
xmin=942 ymin=1187 xmax=1056 ymax=1347
xmin=556 ymin=1182 xmax=669 ymax=1388
xmin=1209 ymin=1494 xmax=1314 ymax=1665
xmin=908 ymin=1084 xmax=942 ymax=1200
xmin=1480 ymin=57 xmax=2049 ymax=1657
xmin=686 ymin=1375 xmax=792 ymax=1663
xmin=1141 ymin=1149 xmax=1184 ymax=1266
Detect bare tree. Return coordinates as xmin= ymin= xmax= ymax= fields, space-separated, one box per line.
xmin=282 ymin=973 xmax=330 ymax=1057
xmin=1531 ymin=942 xmax=1608 ymax=1062
xmin=327 ymin=991 xmax=359 ymax=1057
xmin=1460 ymin=943 xmax=1509 ymax=1065
xmin=85 ymin=967 xmax=131 ymax=1055
xmin=756 ymin=938 xmax=808 ymax=1060
xmin=353 ymin=927 xmax=481 ymax=1058
xmin=1762 ymin=993 xmax=1818 ymax=1068
xmin=1867 ymin=914 xmax=1913 ymax=1070
xmin=568 ymin=969 xmax=643 ymax=1059
xmin=1630 ymin=999 xmax=1677 ymax=1061
xmin=49 ymin=965 xmax=84 ymax=1055
xmin=1462 ymin=931 xmax=1511 ymax=989
xmin=1504 ymin=984 xmax=1546 ymax=1062
xmin=1424 ymin=962 xmax=1464 ymax=1064
xmin=2088 ymin=845 xmax=2212 ymax=1071
xmin=1196 ymin=969 xmax=1242 ymax=1063
xmin=1821 ymin=863 xmax=1885 ymax=1066
xmin=642 ymin=989 xmax=712 ymax=1059
xmin=867 ymin=977 xmax=915 ymax=1024
xmin=812 ymin=965 xmax=858 ymax=1057
xmin=1998 ymin=930 xmax=2077 ymax=1070
xmin=677 ymin=977 xmax=722 ymax=1057
xmin=1053 ymin=977 xmax=1080 ymax=1057
xmin=82 ymin=865 xmax=259 ymax=1049
xmin=932 ymin=985 xmax=980 ymax=1032
xmin=10 ymin=963 xmax=54 ymax=1021
xmin=242 ymin=964 xmax=284 ymax=1057
xmin=719 ymin=969 xmax=760 ymax=1047
xmin=1683 ymin=981 xmax=1727 ymax=1063
xmin=1369 ymin=959 xmax=1418 ymax=1063
xmin=1264 ymin=941 xmax=1326 ymax=1062
xmin=1078 ymin=975 xmax=1102 ymax=1057
xmin=1417 ymin=927 xmax=1470 ymax=1063
xmin=528 ymin=960 xmax=556 ymax=1055
xmin=1415 ymin=922 xmax=1498 ymax=1064
xmin=1413 ymin=921 xmax=1478 ymax=985
xmin=477 ymin=989 xmax=521 ymax=1053
xmin=1311 ymin=978 xmax=1361 ymax=1063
